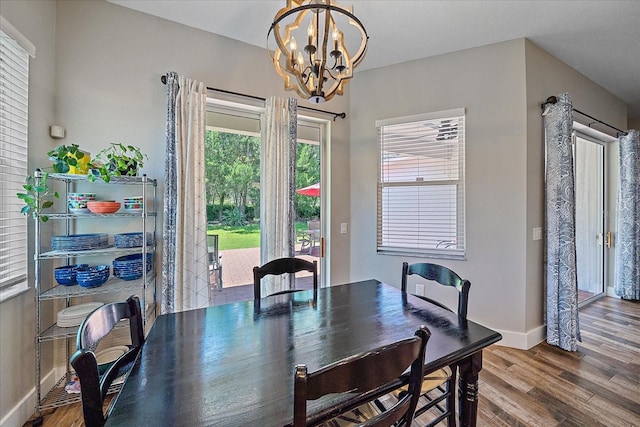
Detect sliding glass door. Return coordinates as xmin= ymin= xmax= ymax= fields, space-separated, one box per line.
xmin=204 ymin=101 xmax=327 ymax=301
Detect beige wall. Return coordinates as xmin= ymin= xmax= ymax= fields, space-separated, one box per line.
xmin=349 ymin=39 xmax=530 ymax=342
xmin=1 ymin=1 xmax=57 ymax=424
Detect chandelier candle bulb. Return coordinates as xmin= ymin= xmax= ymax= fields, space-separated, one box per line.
xmin=308 ymin=21 xmax=314 ymax=46
xmin=290 ymin=37 xmax=297 ymax=62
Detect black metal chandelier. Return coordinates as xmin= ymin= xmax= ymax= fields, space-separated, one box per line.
xmin=268 ymin=0 xmax=368 ymax=104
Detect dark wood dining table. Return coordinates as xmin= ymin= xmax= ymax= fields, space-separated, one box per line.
xmin=105 ymin=279 xmax=501 ymax=427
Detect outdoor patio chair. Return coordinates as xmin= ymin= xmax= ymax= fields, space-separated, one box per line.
xmin=298 ymin=219 xmax=320 ymax=255
xmin=207 ymin=234 xmax=223 ymax=294
xmin=297 ymin=231 xmax=312 ymax=254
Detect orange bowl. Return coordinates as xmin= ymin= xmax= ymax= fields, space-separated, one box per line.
xmin=87 ymin=201 xmax=121 ymax=214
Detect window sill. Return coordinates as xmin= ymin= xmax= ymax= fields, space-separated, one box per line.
xmin=377 ymin=248 xmax=467 ymax=261
xmin=0 ymin=283 xmax=30 ymax=303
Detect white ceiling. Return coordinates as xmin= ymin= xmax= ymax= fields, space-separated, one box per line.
xmin=108 ymin=0 xmax=640 ymax=118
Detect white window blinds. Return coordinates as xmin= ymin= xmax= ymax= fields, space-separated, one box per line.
xmin=377 ymin=108 xmax=466 ymax=259
xmin=0 ymin=28 xmax=29 ymax=297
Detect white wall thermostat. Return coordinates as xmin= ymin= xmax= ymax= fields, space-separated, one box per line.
xmin=50 ymin=125 xmax=66 ymax=139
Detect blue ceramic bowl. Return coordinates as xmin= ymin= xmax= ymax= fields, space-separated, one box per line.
xmin=76 ymin=265 xmax=110 ymax=288
xmin=113 ymin=253 xmax=153 ymax=281
xmin=54 ymin=264 xmax=89 ymax=286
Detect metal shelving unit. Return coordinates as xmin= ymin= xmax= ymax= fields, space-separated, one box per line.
xmin=31 ymin=171 xmax=157 ymax=425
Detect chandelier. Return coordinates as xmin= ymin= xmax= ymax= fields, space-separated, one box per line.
xmin=268 ymin=0 xmax=368 ymax=104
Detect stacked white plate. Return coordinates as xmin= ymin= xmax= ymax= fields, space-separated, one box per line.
xmin=56 ymin=302 xmax=104 ymax=328
xmin=95 ymin=345 xmax=129 ymax=365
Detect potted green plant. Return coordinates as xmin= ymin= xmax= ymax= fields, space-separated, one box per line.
xmin=16 ymin=144 xmax=88 ymax=220
xmin=91 ymin=143 xmax=147 ymax=183
xmin=16 ymin=170 xmax=59 ymax=222
xmin=48 ymin=143 xmax=91 ymax=174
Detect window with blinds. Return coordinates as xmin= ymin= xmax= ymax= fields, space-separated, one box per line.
xmin=0 ymin=28 xmax=30 ymax=299
xmin=376 ymin=108 xmax=466 ymax=259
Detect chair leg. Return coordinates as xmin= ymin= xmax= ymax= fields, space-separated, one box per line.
xmin=447 ymin=368 xmax=457 ymax=427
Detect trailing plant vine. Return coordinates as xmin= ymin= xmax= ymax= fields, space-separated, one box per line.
xmin=16 ymin=171 xmax=59 ymax=222
xmin=90 ymin=143 xmax=147 ymax=183
xmin=47 ymin=143 xmax=87 ymax=173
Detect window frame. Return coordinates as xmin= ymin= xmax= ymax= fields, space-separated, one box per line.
xmin=376 ymin=108 xmax=466 ymax=260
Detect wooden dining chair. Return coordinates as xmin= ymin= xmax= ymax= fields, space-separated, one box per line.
xmin=400 ymin=262 xmax=471 ymax=426
xmin=253 ymin=257 xmax=318 ymax=300
xmin=293 ymin=326 xmax=431 ymax=427
xmin=70 ymin=295 xmax=145 ymax=427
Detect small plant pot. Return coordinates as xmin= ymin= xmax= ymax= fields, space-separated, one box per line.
xmin=108 ymin=159 xmax=138 ymax=176
xmin=67 ymin=151 xmax=91 ymax=174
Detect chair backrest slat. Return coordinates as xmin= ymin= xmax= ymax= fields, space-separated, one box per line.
xmin=70 ymin=295 xmax=145 ymax=427
xmin=253 ymin=257 xmax=318 ymax=300
xmin=293 ymin=326 xmax=431 ymax=427
xmin=77 ymin=302 xmax=132 ymax=351
xmin=401 ymin=262 xmax=471 ymax=320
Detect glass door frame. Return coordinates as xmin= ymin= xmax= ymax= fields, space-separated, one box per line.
xmin=206 ymin=97 xmax=330 ymax=288
xmin=297 ymin=115 xmax=331 ymax=287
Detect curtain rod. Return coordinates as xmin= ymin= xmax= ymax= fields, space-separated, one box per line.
xmin=541 ymin=96 xmax=627 ymax=137
xmin=160 ymin=75 xmax=346 ymax=121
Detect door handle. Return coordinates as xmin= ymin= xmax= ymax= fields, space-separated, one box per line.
xmin=320 ymin=237 xmax=325 ymax=257
xmin=606 ymin=231 xmax=613 ymax=249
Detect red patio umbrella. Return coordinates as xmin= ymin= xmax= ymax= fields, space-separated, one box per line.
xmin=296 ymin=182 xmax=320 ymax=197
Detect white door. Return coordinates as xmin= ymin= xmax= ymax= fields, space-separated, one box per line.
xmin=573 ymin=131 xmax=605 ymax=304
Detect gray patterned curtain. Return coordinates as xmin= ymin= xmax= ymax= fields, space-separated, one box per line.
xmin=614 ymin=129 xmax=639 ymax=300
xmin=162 ymin=71 xmax=179 ymax=314
xmin=162 ymin=71 xmax=209 ymax=313
xmin=543 ymin=92 xmax=581 ymax=351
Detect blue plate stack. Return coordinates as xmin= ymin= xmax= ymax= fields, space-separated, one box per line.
xmin=54 ymin=264 xmax=89 ymax=286
xmin=76 ymin=265 xmax=110 ymax=288
xmin=113 ymin=253 xmax=153 ymax=281
xmin=113 ymin=232 xmax=153 ymax=248
xmin=51 ymin=233 xmax=109 ymax=251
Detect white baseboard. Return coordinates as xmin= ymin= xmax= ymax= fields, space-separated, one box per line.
xmin=0 ymin=367 xmax=62 ymax=427
xmin=491 ymin=324 xmax=546 ymax=350
xmin=607 ymin=286 xmax=620 ymax=298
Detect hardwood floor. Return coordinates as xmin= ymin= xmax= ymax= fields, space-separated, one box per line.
xmin=477 ymin=296 xmax=640 ymax=427
xmin=25 ymin=296 xmax=639 ymax=426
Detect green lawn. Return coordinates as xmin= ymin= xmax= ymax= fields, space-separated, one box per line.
xmin=207 ymin=222 xmax=309 ymax=250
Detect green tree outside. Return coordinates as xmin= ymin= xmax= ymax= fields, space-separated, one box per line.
xmin=205 ymin=130 xmax=320 ymax=249
xmin=205 ymin=130 xmax=260 ymax=223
